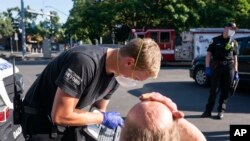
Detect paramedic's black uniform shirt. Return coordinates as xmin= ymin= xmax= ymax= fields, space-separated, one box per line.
xmin=23 ymin=45 xmax=118 ymax=114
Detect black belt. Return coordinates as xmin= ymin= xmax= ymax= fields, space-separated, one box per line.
xmin=216 ymin=61 xmax=233 ymax=65
xmin=23 ymin=106 xmax=48 ymax=115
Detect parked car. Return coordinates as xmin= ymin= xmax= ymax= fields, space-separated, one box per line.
xmin=190 ymin=36 xmax=250 ymax=88
xmin=0 ymin=57 xmax=24 ymax=140
xmin=189 ymin=56 xmax=208 ymax=86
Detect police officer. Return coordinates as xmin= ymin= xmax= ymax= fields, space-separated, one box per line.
xmin=201 ymin=22 xmax=239 ymax=119
xmin=20 ymin=38 xmax=162 ymax=140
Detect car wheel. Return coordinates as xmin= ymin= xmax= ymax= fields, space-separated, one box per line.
xmin=194 ymin=67 xmax=208 ymax=86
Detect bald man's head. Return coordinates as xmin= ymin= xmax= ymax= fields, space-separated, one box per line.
xmin=128 ymin=101 xmax=173 ymax=130
xmin=120 ymin=101 xmax=179 ymax=141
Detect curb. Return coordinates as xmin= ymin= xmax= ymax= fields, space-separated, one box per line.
xmin=0 ymin=51 xmax=59 ymax=65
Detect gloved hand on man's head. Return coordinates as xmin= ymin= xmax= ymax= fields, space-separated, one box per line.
xmin=102 ymin=112 xmax=124 ymax=129
xmin=205 ymin=67 xmax=212 ymax=77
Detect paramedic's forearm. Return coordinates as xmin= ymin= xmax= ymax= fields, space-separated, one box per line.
xmin=51 ymin=87 xmax=104 ymax=126
xmin=53 ymin=108 xmax=104 ymax=126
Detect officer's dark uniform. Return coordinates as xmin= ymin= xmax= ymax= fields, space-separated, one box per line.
xmin=203 ymin=35 xmax=237 ymax=119
xmin=20 ymin=45 xmax=119 ymax=140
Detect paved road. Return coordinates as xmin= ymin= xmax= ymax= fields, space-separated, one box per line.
xmin=17 ymin=62 xmax=250 ymax=141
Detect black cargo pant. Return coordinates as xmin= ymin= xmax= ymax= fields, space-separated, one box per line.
xmin=21 ymin=113 xmax=92 ymax=141
xmin=21 ymin=113 xmax=64 ymax=141
xmin=205 ymin=62 xmax=234 ymax=113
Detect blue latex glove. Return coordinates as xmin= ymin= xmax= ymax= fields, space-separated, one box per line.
xmin=102 ymin=112 xmax=124 ymax=129
xmin=234 ymin=71 xmax=239 ymax=80
xmin=205 ymin=67 xmax=212 ymax=77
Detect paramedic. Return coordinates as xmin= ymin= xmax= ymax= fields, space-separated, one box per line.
xmin=201 ymin=22 xmax=239 ymax=119
xmin=20 ymin=38 xmax=162 ymax=140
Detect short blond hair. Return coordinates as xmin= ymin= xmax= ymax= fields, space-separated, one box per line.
xmin=120 ymin=38 xmax=161 ymax=78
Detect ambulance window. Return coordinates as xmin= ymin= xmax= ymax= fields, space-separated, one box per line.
xmin=160 ymin=32 xmax=170 ymax=43
xmin=151 ymin=32 xmax=158 ymax=42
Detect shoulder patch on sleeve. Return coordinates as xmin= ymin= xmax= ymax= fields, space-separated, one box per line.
xmin=64 ymin=68 xmax=82 ymax=88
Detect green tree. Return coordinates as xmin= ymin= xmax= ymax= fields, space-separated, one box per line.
xmin=65 ymin=0 xmax=117 ymax=44
xmin=232 ymin=0 xmax=250 ymax=28
xmin=25 ymin=6 xmax=64 ymax=43
xmin=195 ymin=0 xmax=250 ymax=28
xmin=0 ymin=14 xmax=14 ymax=37
xmin=64 ymin=0 xmax=250 ymax=43
xmin=1 ymin=7 xmax=20 ymax=36
xmin=64 ymin=0 xmax=91 ymax=43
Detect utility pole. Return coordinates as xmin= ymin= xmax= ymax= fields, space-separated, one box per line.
xmin=21 ymin=0 xmax=26 ymax=58
xmin=10 ymin=37 xmax=13 ymax=53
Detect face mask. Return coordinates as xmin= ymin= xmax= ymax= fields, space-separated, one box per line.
xmin=228 ymin=29 xmax=235 ymax=37
xmin=115 ymin=76 xmax=139 ymax=88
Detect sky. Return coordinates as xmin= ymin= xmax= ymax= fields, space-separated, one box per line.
xmin=0 ymin=0 xmax=73 ymax=24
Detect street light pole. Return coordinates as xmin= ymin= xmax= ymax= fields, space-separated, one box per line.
xmin=44 ymin=6 xmax=69 ymax=17
xmin=21 ymin=0 xmax=26 ymax=58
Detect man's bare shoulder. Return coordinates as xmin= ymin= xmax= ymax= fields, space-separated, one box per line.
xmin=177 ymin=118 xmax=207 ymax=141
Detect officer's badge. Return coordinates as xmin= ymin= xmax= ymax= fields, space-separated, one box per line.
xmin=225 ymin=43 xmax=231 ymax=50
xmin=225 ymin=41 xmax=235 ymax=50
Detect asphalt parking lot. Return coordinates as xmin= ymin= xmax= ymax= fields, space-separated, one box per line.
xmin=17 ymin=62 xmax=250 ymax=141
